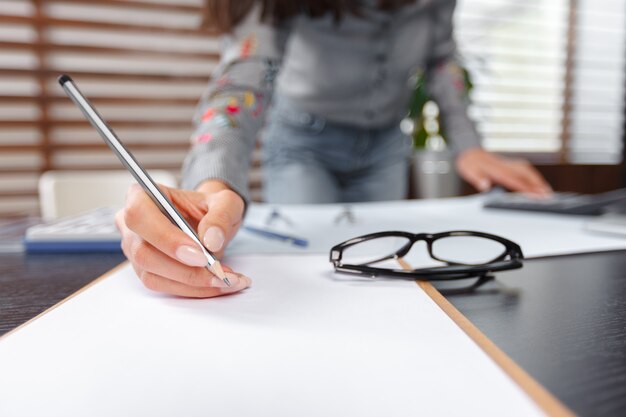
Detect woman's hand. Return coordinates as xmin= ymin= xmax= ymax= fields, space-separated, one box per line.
xmin=115 ymin=180 xmax=251 ymax=298
xmin=456 ymin=148 xmax=552 ymax=196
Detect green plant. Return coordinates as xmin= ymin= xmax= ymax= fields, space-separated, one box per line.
xmin=406 ymin=64 xmax=474 ymax=149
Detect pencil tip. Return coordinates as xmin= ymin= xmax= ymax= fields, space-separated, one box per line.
xmin=211 ymin=261 xmax=230 ymax=286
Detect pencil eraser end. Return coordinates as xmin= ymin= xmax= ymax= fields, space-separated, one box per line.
xmin=58 ymin=74 xmax=73 ymax=86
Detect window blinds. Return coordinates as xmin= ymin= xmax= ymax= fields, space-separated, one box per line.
xmin=0 ymin=0 xmax=218 ymax=217
xmin=0 ymin=0 xmax=624 ymax=218
xmin=568 ymin=0 xmax=626 ymax=163
xmin=456 ymin=0 xmax=625 ymax=163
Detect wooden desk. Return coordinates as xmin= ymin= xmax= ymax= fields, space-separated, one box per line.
xmin=1 ymin=250 xmax=625 ymax=416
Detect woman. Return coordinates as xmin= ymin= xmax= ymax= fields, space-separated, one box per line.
xmin=116 ymin=0 xmax=551 ymax=297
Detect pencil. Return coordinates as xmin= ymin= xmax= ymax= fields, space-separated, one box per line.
xmin=58 ymin=74 xmax=229 ymax=286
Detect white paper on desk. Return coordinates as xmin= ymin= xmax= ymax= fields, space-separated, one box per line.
xmin=0 ymin=257 xmax=544 ymax=417
xmin=229 ymin=197 xmax=626 ymax=262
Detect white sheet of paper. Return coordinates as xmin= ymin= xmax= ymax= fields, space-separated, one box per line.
xmin=230 ymin=196 xmax=626 ymax=262
xmin=0 ymin=257 xmax=545 ymax=417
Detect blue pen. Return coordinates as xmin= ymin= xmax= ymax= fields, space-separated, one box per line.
xmin=243 ymin=225 xmax=309 ymax=248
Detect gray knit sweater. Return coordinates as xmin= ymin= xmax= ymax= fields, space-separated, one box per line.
xmin=182 ymin=0 xmax=481 ymax=203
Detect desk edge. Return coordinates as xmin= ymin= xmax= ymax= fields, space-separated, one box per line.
xmin=418 ymin=281 xmax=576 ymax=417
xmin=0 ymin=261 xmax=128 ymax=342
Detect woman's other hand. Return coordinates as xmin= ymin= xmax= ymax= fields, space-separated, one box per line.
xmin=456 ymin=148 xmax=553 ymax=196
xmin=115 ymin=180 xmax=251 ymax=298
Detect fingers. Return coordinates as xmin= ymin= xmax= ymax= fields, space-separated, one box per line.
xmin=121 ymin=231 xmax=242 ymax=287
xmin=457 ymin=163 xmax=492 ymax=192
xmin=120 ymin=229 xmax=208 ymax=286
xmin=456 ymin=149 xmax=552 ymax=196
xmin=483 ymin=161 xmax=537 ymax=194
xmin=138 ymin=271 xmax=251 ymax=298
xmin=485 ymin=160 xmax=549 ymax=196
xmin=455 ymin=150 xmax=494 ymax=192
xmin=197 ymin=189 xmax=245 ymax=256
xmin=116 ymin=185 xmax=251 ymax=299
xmin=506 ymin=160 xmax=553 ymax=196
xmin=123 ymin=184 xmax=208 ymax=267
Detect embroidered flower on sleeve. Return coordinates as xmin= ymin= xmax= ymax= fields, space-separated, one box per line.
xmin=201 ymin=108 xmax=216 ymax=121
xmin=192 ymin=133 xmax=213 ymax=144
xmin=439 ymin=62 xmax=465 ymax=94
xmin=243 ymin=91 xmax=255 ymax=108
xmin=240 ymin=34 xmax=257 ymax=58
xmin=226 ymin=97 xmax=240 ymax=115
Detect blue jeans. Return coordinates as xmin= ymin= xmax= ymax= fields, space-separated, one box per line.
xmin=261 ymin=97 xmax=413 ymax=204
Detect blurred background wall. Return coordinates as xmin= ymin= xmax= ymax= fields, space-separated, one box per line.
xmin=0 ymin=0 xmax=624 ymax=219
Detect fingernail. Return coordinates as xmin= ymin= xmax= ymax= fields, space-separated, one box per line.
xmin=235 ymin=275 xmax=252 ymax=289
xmin=214 ymin=273 xmax=252 ymax=291
xmin=203 ymin=226 xmax=225 ymax=252
xmin=242 ymin=275 xmax=252 ymax=287
xmin=175 ymin=245 xmax=207 ymax=267
xmin=478 ymin=179 xmax=491 ymax=192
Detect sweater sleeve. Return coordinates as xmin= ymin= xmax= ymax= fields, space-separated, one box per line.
xmin=424 ymin=0 xmax=482 ymax=154
xmin=181 ymin=6 xmax=289 ymax=203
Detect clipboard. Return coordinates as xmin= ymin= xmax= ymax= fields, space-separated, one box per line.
xmin=0 ymin=261 xmax=574 ymax=417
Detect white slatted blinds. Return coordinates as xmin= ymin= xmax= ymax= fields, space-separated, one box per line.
xmin=456 ymin=0 xmax=625 ymax=163
xmin=569 ymin=0 xmax=626 ymax=163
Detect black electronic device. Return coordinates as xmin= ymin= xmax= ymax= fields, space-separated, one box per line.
xmin=483 ymin=188 xmax=626 ymax=216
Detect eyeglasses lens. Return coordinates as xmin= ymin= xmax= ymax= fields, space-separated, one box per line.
xmin=430 ymin=236 xmax=507 ymax=265
xmin=342 ymin=236 xmax=411 ymax=266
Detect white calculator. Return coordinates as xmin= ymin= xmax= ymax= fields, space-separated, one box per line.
xmin=25 ymin=207 xmax=122 ymax=253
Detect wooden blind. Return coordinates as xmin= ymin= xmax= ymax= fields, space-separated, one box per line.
xmin=0 ymin=0 xmax=224 ymax=218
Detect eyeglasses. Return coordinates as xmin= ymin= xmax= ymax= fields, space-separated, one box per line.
xmin=265 ymin=206 xmax=358 ymax=227
xmin=329 ymin=230 xmax=523 ymax=292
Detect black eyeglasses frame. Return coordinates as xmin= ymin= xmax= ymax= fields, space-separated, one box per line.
xmin=329 ymin=230 xmax=524 ymax=281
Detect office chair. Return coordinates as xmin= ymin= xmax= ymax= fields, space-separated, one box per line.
xmin=38 ymin=170 xmax=177 ymax=220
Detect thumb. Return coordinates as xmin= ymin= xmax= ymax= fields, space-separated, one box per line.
xmin=197 ymin=189 xmax=245 ymax=257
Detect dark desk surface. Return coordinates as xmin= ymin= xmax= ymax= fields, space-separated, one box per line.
xmin=447 ymin=251 xmax=626 ymax=417
xmin=1 ymin=250 xmax=625 ymax=417
xmin=0 ymin=252 xmax=126 ymax=336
